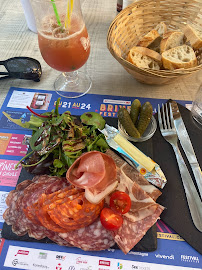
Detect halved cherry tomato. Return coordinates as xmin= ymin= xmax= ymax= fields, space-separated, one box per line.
xmin=100 ymin=208 xmax=123 ymax=231
xmin=110 ymin=191 xmax=131 ymax=215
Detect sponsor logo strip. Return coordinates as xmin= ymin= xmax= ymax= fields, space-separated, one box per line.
xmin=3 ymin=245 xmax=200 ymax=270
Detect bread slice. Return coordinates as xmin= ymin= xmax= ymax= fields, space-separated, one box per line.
xmin=160 ymin=31 xmax=185 ymax=53
xmin=183 ymin=24 xmax=202 ymax=50
xmin=154 ymin=22 xmax=167 ymax=37
xmin=162 ymin=44 xmax=197 ymax=70
xmin=147 ymin=22 xmax=167 ymax=53
xmin=127 ymin=47 xmax=160 ymax=70
xmin=129 ymin=46 xmax=162 ymax=64
xmin=137 ymin=29 xmax=160 ymax=48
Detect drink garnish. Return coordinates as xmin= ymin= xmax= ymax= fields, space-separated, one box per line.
xmin=51 ymin=0 xmax=62 ymax=27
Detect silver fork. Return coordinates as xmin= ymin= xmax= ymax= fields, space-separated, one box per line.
xmin=158 ymin=103 xmax=202 ymax=232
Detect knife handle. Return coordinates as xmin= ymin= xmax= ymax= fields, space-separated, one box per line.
xmin=191 ymin=164 xmax=202 ymax=199
xmin=172 ymin=144 xmax=202 ymax=232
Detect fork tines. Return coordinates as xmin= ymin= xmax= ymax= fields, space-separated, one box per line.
xmin=158 ymin=103 xmax=175 ymax=130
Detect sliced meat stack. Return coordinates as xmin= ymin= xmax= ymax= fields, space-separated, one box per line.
xmin=3 ymin=150 xmax=164 ymax=254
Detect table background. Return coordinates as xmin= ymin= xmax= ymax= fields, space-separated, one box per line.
xmin=0 ymin=0 xmax=202 ymax=109
xmin=0 ymin=1 xmax=201 ymax=269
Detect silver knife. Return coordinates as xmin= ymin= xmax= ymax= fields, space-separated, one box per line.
xmin=171 ymin=100 xmax=202 ymax=199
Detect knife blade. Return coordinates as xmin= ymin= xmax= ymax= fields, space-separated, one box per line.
xmin=170 ymin=100 xmax=202 ymax=199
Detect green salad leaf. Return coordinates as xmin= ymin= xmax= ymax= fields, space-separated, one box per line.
xmin=3 ymin=99 xmax=108 ymax=176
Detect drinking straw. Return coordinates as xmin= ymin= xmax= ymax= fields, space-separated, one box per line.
xmin=51 ymin=0 xmax=62 ymax=27
xmin=65 ymin=0 xmax=74 ymax=29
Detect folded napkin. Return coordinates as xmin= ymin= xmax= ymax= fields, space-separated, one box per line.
xmin=152 ymin=101 xmax=202 ymax=255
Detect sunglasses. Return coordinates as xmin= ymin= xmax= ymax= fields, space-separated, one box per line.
xmin=0 ymin=57 xmax=42 ymax=82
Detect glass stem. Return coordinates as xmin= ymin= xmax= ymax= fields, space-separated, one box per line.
xmin=63 ymin=71 xmax=79 ymax=87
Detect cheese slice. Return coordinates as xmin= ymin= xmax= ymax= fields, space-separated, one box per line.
xmin=114 ymin=133 xmax=155 ymax=172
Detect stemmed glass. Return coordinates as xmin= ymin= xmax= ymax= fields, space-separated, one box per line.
xmin=31 ymin=0 xmax=91 ymax=98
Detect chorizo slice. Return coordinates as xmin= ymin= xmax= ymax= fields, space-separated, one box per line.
xmin=34 ymin=187 xmax=80 ymax=233
xmin=23 ymin=177 xmax=70 ymax=224
xmin=48 ymin=192 xmax=104 ymax=231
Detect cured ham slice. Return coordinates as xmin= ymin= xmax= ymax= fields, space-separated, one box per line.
xmin=106 ymin=167 xmax=164 ymax=254
xmin=105 ymin=149 xmax=162 ymax=201
xmin=67 ymin=151 xmax=106 ymax=188
xmin=59 ymin=218 xmax=115 ymax=251
xmin=67 ymin=151 xmax=117 ymax=204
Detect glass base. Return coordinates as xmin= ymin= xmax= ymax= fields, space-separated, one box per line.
xmin=55 ymin=70 xmax=92 ymax=98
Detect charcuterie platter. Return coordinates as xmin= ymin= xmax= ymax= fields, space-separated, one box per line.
xmin=2 ymin=165 xmax=158 ymax=252
xmin=1 ymin=100 xmax=163 ymax=254
xmin=1 ymin=100 xmax=202 ymax=255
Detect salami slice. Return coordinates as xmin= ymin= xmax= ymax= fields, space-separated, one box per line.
xmin=3 ymin=179 xmax=46 ymax=238
xmin=48 ymin=191 xmax=104 ymax=231
xmin=3 ymin=180 xmax=32 ymax=227
xmin=4 ymin=176 xmax=69 ymax=239
xmin=59 ymin=218 xmax=115 ymax=251
xmin=5 ymin=190 xmax=15 ymax=207
xmin=24 ymin=223 xmax=47 ymax=240
xmin=105 ymin=149 xmax=162 ymax=201
xmin=44 ymin=230 xmax=73 ymax=247
xmin=111 ymin=204 xmax=164 ymax=254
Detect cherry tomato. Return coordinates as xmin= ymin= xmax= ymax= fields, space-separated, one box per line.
xmin=100 ymin=208 xmax=123 ymax=231
xmin=110 ymin=191 xmax=131 ymax=215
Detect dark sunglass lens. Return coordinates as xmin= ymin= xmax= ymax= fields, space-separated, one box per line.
xmin=5 ymin=57 xmax=42 ymax=81
xmin=6 ymin=58 xmax=39 ymax=72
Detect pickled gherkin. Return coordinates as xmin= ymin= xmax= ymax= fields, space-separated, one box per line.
xmin=137 ymin=102 xmax=153 ymax=136
xmin=118 ymin=107 xmax=140 ymax=138
xmin=130 ymin=99 xmax=141 ymax=125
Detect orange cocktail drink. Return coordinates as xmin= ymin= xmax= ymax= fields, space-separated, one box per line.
xmin=31 ymin=0 xmax=92 ymax=98
xmin=38 ymin=15 xmax=90 ymax=72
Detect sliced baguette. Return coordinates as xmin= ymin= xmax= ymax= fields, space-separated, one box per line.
xmin=162 ymin=44 xmax=197 ymax=70
xmin=137 ymin=29 xmax=160 ymax=48
xmin=154 ymin=21 xmax=167 ymax=37
xmin=183 ymin=24 xmax=202 ymax=50
xmin=127 ymin=47 xmax=160 ymax=70
xmin=129 ymin=46 xmax=162 ymax=64
xmin=148 ymin=22 xmax=167 ymax=53
xmin=160 ymin=31 xmax=185 ymax=53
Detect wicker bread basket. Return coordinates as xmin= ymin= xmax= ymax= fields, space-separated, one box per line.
xmin=107 ymin=0 xmax=202 ymax=85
